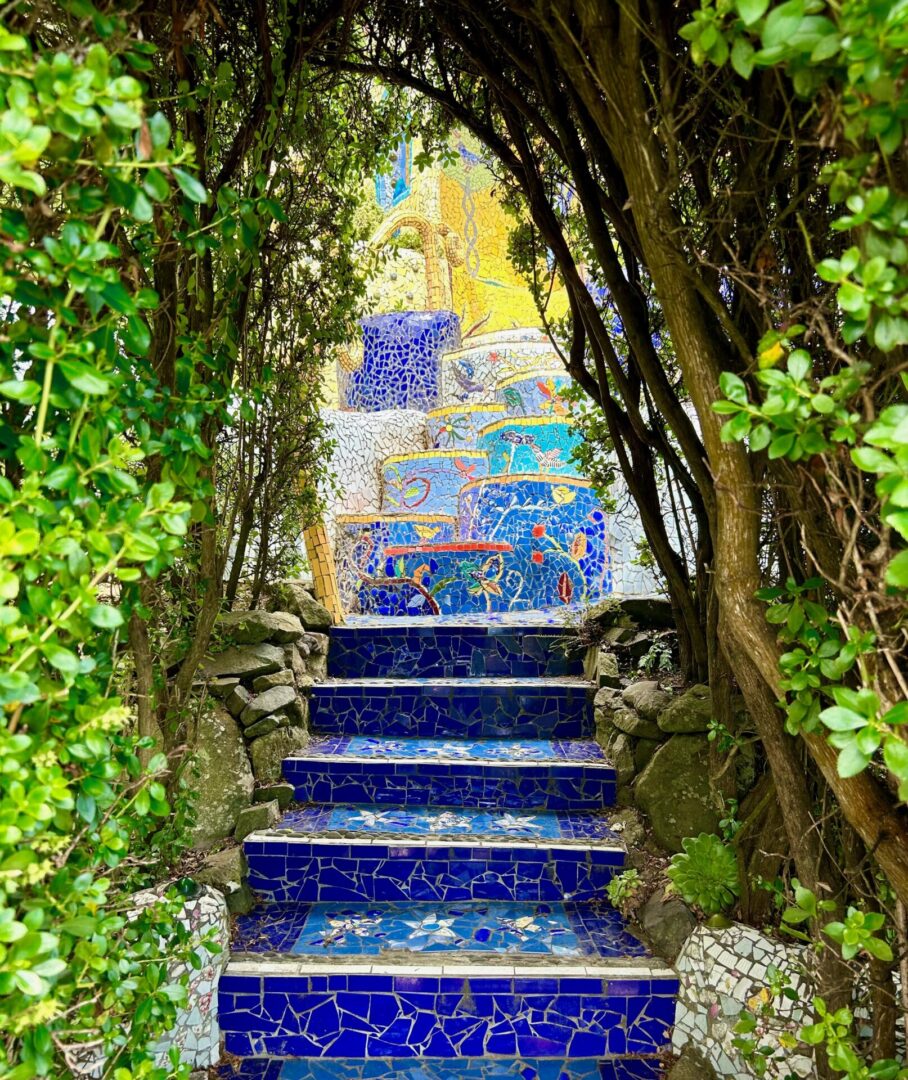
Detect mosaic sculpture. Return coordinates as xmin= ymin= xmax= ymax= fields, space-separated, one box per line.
xmin=329 ymin=317 xmax=627 ymax=615
xmin=320 ymin=133 xmax=659 ymax=615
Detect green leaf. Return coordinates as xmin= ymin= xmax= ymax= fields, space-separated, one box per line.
xmin=736 ymin=0 xmax=769 ymax=24
xmin=731 ymin=38 xmax=755 ymax=78
xmin=836 ymin=741 xmax=872 ymax=778
xmin=173 ymin=167 xmax=208 ymax=204
xmin=0 ymin=379 xmax=41 ymax=403
xmin=88 ymin=604 xmax=124 ymax=629
xmin=885 ymin=549 xmax=908 ymax=589
xmin=147 ymin=110 xmax=171 ymax=149
xmin=57 ymin=360 xmax=112 ymax=395
xmin=43 ymin=644 xmax=80 ymax=674
xmin=883 ymin=737 xmax=908 ymax=779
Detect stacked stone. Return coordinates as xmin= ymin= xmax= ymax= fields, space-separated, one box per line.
xmin=190 ymin=584 xmax=333 ymax=853
xmin=593 ymin=678 xmax=752 ymax=853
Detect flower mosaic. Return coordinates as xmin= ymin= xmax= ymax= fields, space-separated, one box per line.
xmin=232 ymin=901 xmax=650 ymax=959
xmin=270 ymin=804 xmax=620 ymax=844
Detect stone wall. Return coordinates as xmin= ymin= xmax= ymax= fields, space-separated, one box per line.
xmin=190 ymin=588 xmax=332 ymax=850
xmin=588 ymin=643 xmax=754 ymax=853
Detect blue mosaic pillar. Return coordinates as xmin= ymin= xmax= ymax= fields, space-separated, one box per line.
xmin=340 ymin=311 xmax=461 ymax=412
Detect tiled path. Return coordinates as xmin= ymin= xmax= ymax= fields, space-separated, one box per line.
xmin=218 ymin=615 xmax=677 ymax=1077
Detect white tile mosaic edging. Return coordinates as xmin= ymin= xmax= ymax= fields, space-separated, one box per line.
xmin=147 ymin=885 xmax=231 ymax=1070
xmin=673 ymin=923 xmax=815 ymax=1079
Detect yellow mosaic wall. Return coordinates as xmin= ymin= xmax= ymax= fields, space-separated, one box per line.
xmin=366 ymin=129 xmax=569 ymax=332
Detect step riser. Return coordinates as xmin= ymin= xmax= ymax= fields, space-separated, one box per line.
xmin=328 ymin=628 xmax=584 ymax=679
xmin=283 ymin=761 xmax=616 ymax=811
xmin=220 ymin=972 xmax=677 ymax=1059
xmin=310 ymin=685 xmax=592 ymax=739
xmin=246 ymin=843 xmax=623 ymax=903
xmin=217 ymin=1057 xmax=665 ymax=1079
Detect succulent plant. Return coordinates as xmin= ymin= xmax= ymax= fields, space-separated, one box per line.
xmin=667 ymin=832 xmax=740 ymax=916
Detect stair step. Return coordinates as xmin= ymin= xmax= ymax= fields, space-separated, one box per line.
xmin=220 ymin=901 xmax=676 ymax=1058
xmin=311 ymin=677 xmax=593 ymax=739
xmin=216 ymin=1057 xmax=665 ymax=1079
xmin=245 ymin=806 xmax=623 ymax=903
xmin=328 ymin=613 xmax=583 ymax=678
xmin=283 ymin=737 xmax=616 ymax=810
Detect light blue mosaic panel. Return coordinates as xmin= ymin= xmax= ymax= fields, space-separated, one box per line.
xmin=496 ymin=371 xmax=573 ymax=419
xmin=381 ymin=452 xmax=489 ymax=515
xmin=234 ymin=902 xmax=648 ymax=960
xmin=290 ymin=902 xmax=583 ymax=957
xmin=458 ymin=477 xmax=611 ymax=608
xmin=340 ymin=311 xmax=460 ymax=412
xmin=312 ymin=805 xmax=616 ymax=841
xmin=427 ymin=405 xmax=507 ymax=449
xmin=440 ymin=338 xmax=563 ymax=407
xmin=476 ymin=418 xmax=582 ymax=477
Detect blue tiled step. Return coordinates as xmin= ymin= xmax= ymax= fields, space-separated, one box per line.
xmin=221 ymin=900 xmax=677 ymax=1057
xmin=245 ymin=806 xmax=624 ymax=902
xmin=216 ymin=1058 xmax=665 ymax=1080
xmin=328 ymin=614 xmax=583 ymax=679
xmin=283 ymin=737 xmax=616 ymax=810
xmin=310 ymin=677 xmax=593 ymax=739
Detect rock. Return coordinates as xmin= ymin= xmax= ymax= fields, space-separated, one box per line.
xmin=594 ymin=686 xmax=622 ymax=710
xmin=609 ymin=731 xmax=636 ymax=786
xmin=263 ymin=580 xmax=334 ymax=631
xmin=610 ymin=706 xmax=663 ymax=740
xmin=254 ymin=782 xmax=295 ymax=809
xmin=597 ymin=649 xmax=621 ymax=688
xmin=659 ymin=683 xmax=712 ymax=733
xmin=285 ymin=636 xmax=328 ymax=682
xmin=635 ymin=735 xmax=720 ymax=852
xmin=219 ymin=609 xmax=305 ymax=645
xmin=225 ymin=683 xmax=252 ymax=718
xmin=637 ymin=891 xmax=698 ymax=961
xmin=189 ymin=705 xmax=254 ymax=848
xmin=193 ymin=846 xmax=255 ymax=916
xmin=249 ymin=726 xmax=307 ymax=783
xmin=242 ymin=714 xmax=287 ymax=739
xmin=234 ymin=800 xmax=281 ymax=841
xmin=193 ymin=845 xmax=245 ymax=890
xmin=633 ymin=737 xmax=660 ymax=772
xmin=667 ymin=1047 xmax=719 ymax=1080
xmin=239 ymin=684 xmax=297 ymax=727
xmin=586 ymin=595 xmax=675 ymax=630
xmin=200 ymin=642 xmax=285 ymax=680
xmin=283 ymin=694 xmax=307 ymax=727
xmin=622 ymin=680 xmax=672 ymax=721
xmin=253 ymin=669 xmax=295 ymax=692
xmin=208 ymin=677 xmax=239 ymax=699
xmin=608 ymin=807 xmax=647 ymax=848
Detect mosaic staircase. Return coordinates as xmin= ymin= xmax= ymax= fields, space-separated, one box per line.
xmin=218 ymin=615 xmax=678 ymax=1079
